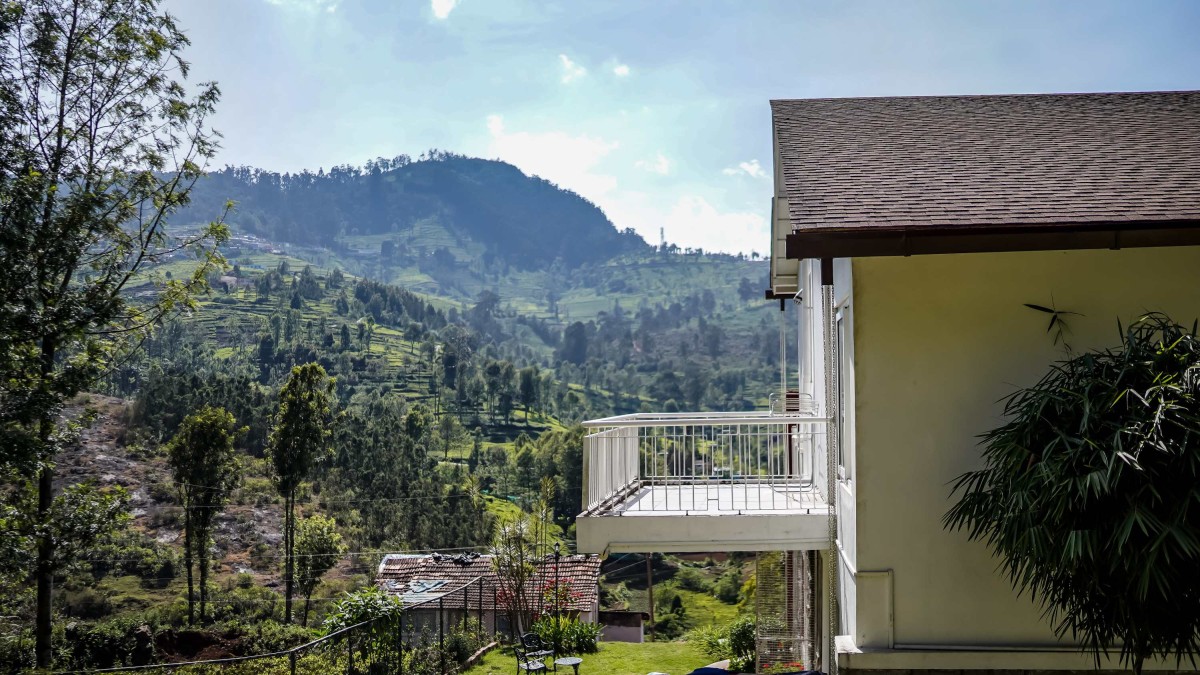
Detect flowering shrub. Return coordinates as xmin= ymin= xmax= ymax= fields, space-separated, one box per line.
xmin=539 ymin=580 xmax=582 ymax=616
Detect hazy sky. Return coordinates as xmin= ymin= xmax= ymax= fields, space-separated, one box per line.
xmin=166 ymin=0 xmax=1200 ymax=254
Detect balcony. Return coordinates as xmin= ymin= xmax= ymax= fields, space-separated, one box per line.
xmin=576 ymin=410 xmax=830 ymax=553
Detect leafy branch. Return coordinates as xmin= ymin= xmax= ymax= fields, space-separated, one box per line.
xmin=1024 ymin=302 xmax=1082 ymax=350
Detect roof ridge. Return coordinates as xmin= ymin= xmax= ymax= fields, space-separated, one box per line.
xmin=769 ymin=90 xmax=1200 ymax=106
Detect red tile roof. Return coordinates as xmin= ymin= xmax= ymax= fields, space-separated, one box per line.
xmin=771 ymin=92 xmax=1200 ymax=257
xmin=376 ymin=552 xmax=601 ymax=613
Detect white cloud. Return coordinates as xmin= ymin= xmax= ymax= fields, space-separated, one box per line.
xmin=559 ymin=54 xmax=586 ymax=84
xmin=604 ymin=193 xmax=769 ymax=255
xmin=485 ymin=115 xmax=618 ymax=199
xmin=431 ymin=0 xmax=458 ymax=20
xmin=722 ymin=159 xmax=768 ymax=179
xmin=263 ymin=0 xmax=339 ymax=12
xmin=482 ymin=116 xmax=767 ymax=255
xmin=635 ymin=152 xmax=671 ymax=176
xmin=662 ymin=196 xmax=768 ymax=254
xmin=613 ymin=63 xmax=630 ymax=77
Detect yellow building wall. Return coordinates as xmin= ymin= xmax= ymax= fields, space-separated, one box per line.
xmin=850 ymin=246 xmax=1200 ymax=646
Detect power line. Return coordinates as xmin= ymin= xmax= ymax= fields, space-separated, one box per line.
xmin=77 ymin=544 xmax=493 ymax=565
xmin=133 ymin=481 xmax=582 ymax=509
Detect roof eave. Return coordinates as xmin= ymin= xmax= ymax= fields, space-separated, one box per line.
xmin=785 ymin=220 xmax=1200 ymax=259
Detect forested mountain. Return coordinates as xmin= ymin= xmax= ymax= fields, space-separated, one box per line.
xmin=6 ymin=147 xmax=783 ymax=668
xmin=178 ymin=151 xmax=648 ymax=269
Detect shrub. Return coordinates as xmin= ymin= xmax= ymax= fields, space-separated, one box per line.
xmin=0 ymin=626 xmax=34 ymax=674
xmin=323 ymin=586 xmax=402 ymax=634
xmin=243 ymin=620 xmax=318 ymax=653
xmin=62 ymin=587 xmax=112 ymax=619
xmin=60 ymin=616 xmax=156 ymax=670
xmin=562 ymin=619 xmax=600 ymax=654
xmin=442 ymin=619 xmax=487 ymax=664
xmin=207 ymin=583 xmax=282 ymax=624
xmin=404 ymin=641 xmax=458 ymax=675
xmin=726 ymin=615 xmax=757 ymax=672
xmin=674 ymin=566 xmax=711 ymax=593
xmin=687 ymin=615 xmax=755 ymax=673
xmin=945 ymin=314 xmax=1200 ymax=673
xmin=88 ymin=531 xmax=180 ymax=585
xmin=712 ymin=568 xmax=741 ymax=604
xmin=531 ymin=616 xmax=599 ymax=655
xmin=599 ymin=580 xmax=630 ymax=610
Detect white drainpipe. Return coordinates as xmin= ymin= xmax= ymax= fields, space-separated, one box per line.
xmin=822 ymin=272 xmax=840 ymax=675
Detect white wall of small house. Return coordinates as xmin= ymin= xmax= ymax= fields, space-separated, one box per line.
xmin=848 ymin=245 xmax=1200 ymax=648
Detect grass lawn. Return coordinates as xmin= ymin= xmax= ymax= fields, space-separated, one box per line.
xmin=466 ymin=640 xmax=710 ymax=675
xmin=675 ymin=588 xmax=740 ymax=628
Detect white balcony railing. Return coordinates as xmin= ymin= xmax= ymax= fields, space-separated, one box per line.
xmin=581 ymin=410 xmax=828 ymax=516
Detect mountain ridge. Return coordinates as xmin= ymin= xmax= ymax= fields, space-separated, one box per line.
xmin=178 ymin=152 xmax=650 ymax=271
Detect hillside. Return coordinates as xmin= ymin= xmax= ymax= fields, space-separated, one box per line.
xmin=11 ymin=153 xmax=786 ymax=669
xmin=177 ymin=152 xmax=648 ymax=271
xmin=176 ymin=154 xmax=775 ymax=328
xmin=162 ymin=150 xmax=790 ymax=416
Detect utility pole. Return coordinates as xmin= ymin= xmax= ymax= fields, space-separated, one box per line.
xmin=646 ymin=553 xmax=655 ymax=641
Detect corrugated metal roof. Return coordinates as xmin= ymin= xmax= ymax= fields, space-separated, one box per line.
xmin=376 ymin=552 xmax=601 ymax=612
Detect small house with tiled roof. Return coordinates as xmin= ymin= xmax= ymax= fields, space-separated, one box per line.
xmin=376 ymin=552 xmax=601 ymax=636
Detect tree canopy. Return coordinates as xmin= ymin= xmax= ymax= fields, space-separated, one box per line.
xmin=166 ymin=406 xmax=244 ymax=624
xmin=268 ymin=362 xmax=335 ymax=623
xmin=0 ymin=0 xmax=226 ymax=663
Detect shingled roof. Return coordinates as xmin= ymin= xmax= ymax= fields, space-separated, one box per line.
xmin=771 ymin=91 xmax=1200 ymax=258
xmin=376 ymin=552 xmax=601 ymax=613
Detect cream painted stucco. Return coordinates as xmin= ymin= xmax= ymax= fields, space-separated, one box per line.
xmin=848 ymin=245 xmax=1200 ymax=648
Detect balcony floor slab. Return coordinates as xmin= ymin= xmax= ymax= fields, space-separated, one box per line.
xmin=577 ymin=482 xmax=829 ymax=554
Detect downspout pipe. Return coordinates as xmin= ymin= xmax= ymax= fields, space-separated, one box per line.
xmin=820 ymin=257 xmax=839 ymax=675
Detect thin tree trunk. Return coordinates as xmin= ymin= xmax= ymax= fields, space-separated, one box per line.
xmin=184 ymin=505 xmax=194 ymax=625
xmin=34 ymin=338 xmax=57 ymax=668
xmin=284 ymin=491 xmax=294 ymax=623
xmin=35 ymin=464 xmax=54 ymax=667
xmin=198 ymin=526 xmax=208 ymax=624
xmin=302 ymin=595 xmax=311 ymax=627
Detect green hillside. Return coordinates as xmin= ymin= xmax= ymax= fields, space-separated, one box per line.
xmin=176 ymin=152 xmax=647 ymax=270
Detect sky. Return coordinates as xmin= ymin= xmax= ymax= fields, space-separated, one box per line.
xmin=166 ymin=0 xmax=1200 ymax=255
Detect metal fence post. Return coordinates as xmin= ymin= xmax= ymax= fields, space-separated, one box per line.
xmin=439 ymin=596 xmax=445 ymax=674
xmin=346 ymin=625 xmax=354 ymax=675
xmin=289 ymin=650 xmax=297 ymax=675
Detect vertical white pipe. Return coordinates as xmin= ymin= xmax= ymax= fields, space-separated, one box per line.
xmin=822 ymin=281 xmax=840 ymax=675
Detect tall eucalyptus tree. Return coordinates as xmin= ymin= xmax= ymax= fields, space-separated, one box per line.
xmin=0 ymin=0 xmax=226 ymax=664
